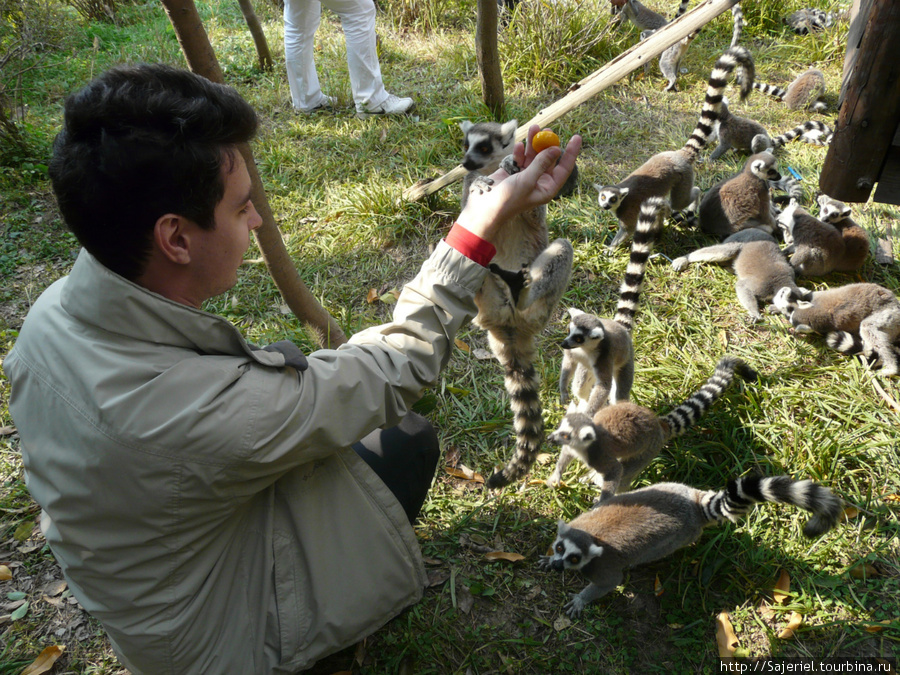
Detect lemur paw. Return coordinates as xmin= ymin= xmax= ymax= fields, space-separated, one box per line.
xmin=536 ymin=555 xmax=553 ymax=571
xmin=500 ymin=154 xmax=521 ymax=175
xmin=468 ymin=175 xmax=494 ymax=196
xmin=563 ymin=596 xmax=586 ymax=618
xmin=671 ymin=256 xmax=689 ymax=272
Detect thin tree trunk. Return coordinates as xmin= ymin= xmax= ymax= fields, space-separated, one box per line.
xmin=160 ymin=0 xmax=348 ymax=349
xmin=236 ymin=0 xmax=275 ymax=72
xmin=475 ymin=0 xmax=504 ymax=120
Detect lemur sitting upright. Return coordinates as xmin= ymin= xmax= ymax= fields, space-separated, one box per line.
xmin=459 ymin=120 xmax=575 ymax=489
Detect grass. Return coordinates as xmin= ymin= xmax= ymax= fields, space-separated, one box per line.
xmin=1 ymin=0 xmax=898 ymax=672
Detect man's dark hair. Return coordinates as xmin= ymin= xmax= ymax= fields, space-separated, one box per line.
xmin=48 ymin=63 xmax=259 ymax=280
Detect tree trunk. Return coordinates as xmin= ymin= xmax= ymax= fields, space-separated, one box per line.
xmin=236 ymin=0 xmax=275 ymax=72
xmin=160 ymin=0 xmax=348 ymax=348
xmin=475 ymin=0 xmax=504 ymax=119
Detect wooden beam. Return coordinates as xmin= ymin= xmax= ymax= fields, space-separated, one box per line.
xmin=402 ymin=0 xmax=741 ymax=202
xmin=819 ymin=0 xmax=900 ymax=204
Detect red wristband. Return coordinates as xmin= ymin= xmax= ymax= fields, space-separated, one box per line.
xmin=445 ymin=223 xmax=496 ymax=267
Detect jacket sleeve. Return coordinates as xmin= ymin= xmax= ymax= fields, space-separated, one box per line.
xmin=231 ymin=241 xmax=487 ymax=479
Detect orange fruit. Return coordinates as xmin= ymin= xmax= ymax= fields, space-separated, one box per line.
xmin=531 ymin=129 xmax=560 ymax=153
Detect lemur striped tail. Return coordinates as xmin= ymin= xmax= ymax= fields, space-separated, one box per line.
xmin=486 ymin=341 xmax=544 ymax=489
xmin=682 ymin=46 xmax=755 ymax=162
xmin=662 ymin=356 xmax=757 ymax=439
xmin=613 ymin=197 xmax=669 ymax=331
xmin=730 ymin=2 xmax=744 ymax=47
xmin=771 ymin=120 xmax=833 ymax=148
xmin=701 ymin=475 xmax=843 ymax=537
xmin=826 ymin=331 xmax=863 ymax=355
xmin=753 ymin=81 xmax=787 ymax=101
xmin=671 ymin=0 xmax=689 ymax=21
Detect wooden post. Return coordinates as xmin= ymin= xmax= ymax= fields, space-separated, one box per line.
xmin=403 ymin=0 xmax=741 ymax=202
xmin=820 ymin=0 xmax=900 ymax=204
xmin=476 ymin=0 xmax=505 ymax=119
xmin=161 ymin=0 xmax=348 ymax=348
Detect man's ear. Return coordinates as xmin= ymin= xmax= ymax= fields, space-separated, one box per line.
xmin=154 ymin=214 xmax=192 ymax=264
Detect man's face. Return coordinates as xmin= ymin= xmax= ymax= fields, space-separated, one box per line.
xmin=188 ymin=150 xmax=262 ymax=303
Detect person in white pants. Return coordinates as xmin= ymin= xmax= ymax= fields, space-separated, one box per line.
xmin=284 ymin=0 xmax=414 ymax=118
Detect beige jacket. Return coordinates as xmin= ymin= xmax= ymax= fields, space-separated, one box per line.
xmin=3 ymin=242 xmax=487 ymax=674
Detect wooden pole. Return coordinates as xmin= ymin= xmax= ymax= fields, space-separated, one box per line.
xmin=403 ymin=0 xmax=740 ymax=202
xmin=161 ymin=0 xmax=348 ymax=348
xmin=476 ymin=0 xmax=505 ymax=119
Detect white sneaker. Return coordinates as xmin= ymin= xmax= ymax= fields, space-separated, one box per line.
xmin=297 ymin=95 xmax=336 ymax=114
xmin=356 ymin=94 xmax=415 ymax=119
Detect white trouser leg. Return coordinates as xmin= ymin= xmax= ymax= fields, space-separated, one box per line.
xmin=284 ymin=0 xmax=330 ymax=111
xmin=321 ymin=0 xmax=388 ymax=109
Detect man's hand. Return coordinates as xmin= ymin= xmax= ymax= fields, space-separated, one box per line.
xmin=455 ymin=125 xmax=583 ymax=244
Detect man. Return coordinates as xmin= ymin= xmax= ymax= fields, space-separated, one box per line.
xmin=2 ymin=63 xmax=581 ymax=674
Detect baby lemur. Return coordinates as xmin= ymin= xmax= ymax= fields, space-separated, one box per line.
xmin=772 ymin=283 xmax=900 ymax=376
xmin=539 ymin=474 xmax=842 ymax=617
xmin=547 ymin=355 xmax=756 ymax=502
xmin=777 ymin=195 xmax=869 ymax=276
xmin=698 ymin=151 xmax=781 ymax=239
xmin=596 ymin=45 xmax=755 ymax=248
xmin=459 ymin=119 xmax=575 ymax=489
xmin=709 ymin=100 xmax=831 ymax=160
xmin=559 ymin=196 xmax=669 ymax=415
xmin=672 ymin=229 xmax=805 ymax=320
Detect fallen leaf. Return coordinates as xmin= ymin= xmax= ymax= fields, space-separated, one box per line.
xmin=535 ymin=452 xmax=553 ymax=464
xmin=19 ymin=645 xmax=65 ymax=675
xmin=841 ymin=505 xmax=860 ymax=521
xmin=366 ymin=288 xmax=379 ymax=304
xmin=426 ymin=568 xmax=451 ymax=588
xmin=445 ymin=386 xmax=470 ymax=396
xmin=865 ymin=620 xmax=893 ymax=633
xmin=456 ymin=585 xmax=475 ymax=614
xmin=6 ymin=591 xmax=26 ymax=601
xmin=473 ymin=348 xmax=493 ymax=360
xmin=444 ymin=446 xmax=461 ymax=467
xmin=484 ymin=551 xmax=525 ymax=563
xmin=777 ymin=612 xmax=804 ymax=640
xmin=14 ymin=520 xmax=34 ymax=542
xmin=0 ymin=565 xmax=11 ymax=581
xmin=759 ymin=599 xmax=775 ymax=622
xmin=41 ymin=580 xmax=67 ymax=597
xmin=10 ymin=601 xmax=28 ymax=621
xmin=849 ymin=563 xmax=878 ymax=579
xmin=0 ymin=426 xmax=16 ymax=436
xmin=444 ymin=465 xmax=484 ymax=483
xmin=715 ymin=612 xmax=739 ymax=657
xmin=719 ymin=330 xmax=728 ymax=350
xmin=882 ymin=494 xmax=900 ymax=503
xmin=454 ymin=339 xmax=470 ymax=352
xmin=553 ymin=615 xmax=572 ymax=631
xmin=654 ymin=574 xmax=664 ymax=597
xmin=379 ymin=289 xmax=399 ymax=304
xmin=773 ymin=569 xmax=790 ymax=604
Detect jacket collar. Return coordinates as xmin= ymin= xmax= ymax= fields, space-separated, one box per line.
xmin=60 ymin=249 xmax=291 ymax=368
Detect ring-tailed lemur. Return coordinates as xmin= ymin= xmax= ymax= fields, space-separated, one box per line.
xmin=784 ymin=7 xmax=835 ymax=34
xmin=776 ymin=195 xmax=869 ymax=276
xmin=538 ymin=474 xmax=843 ymax=617
xmin=611 ymin=0 xmax=688 ymax=32
xmin=698 ymin=151 xmax=781 ymax=239
xmin=596 ymin=45 xmax=755 ymax=248
xmin=559 ymin=196 xmax=669 ymax=416
xmin=640 ymin=27 xmax=701 ymax=92
xmin=672 ymin=229 xmax=807 ymax=321
xmin=709 ymin=100 xmax=832 ymax=159
xmin=459 ymin=120 xmax=575 ymax=489
xmin=546 ymin=356 xmax=756 ymax=501
xmin=750 ymin=68 xmax=827 ymax=112
xmin=772 ymin=283 xmax=900 ymax=376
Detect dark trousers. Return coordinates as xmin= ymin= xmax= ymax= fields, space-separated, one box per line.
xmin=352 ymin=412 xmax=440 ymax=524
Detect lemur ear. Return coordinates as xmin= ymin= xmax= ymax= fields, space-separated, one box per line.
xmin=557 ymin=519 xmax=570 ymax=534
xmin=578 ymin=426 xmax=597 ymax=443
xmin=459 ymin=120 xmax=473 ymax=133
xmin=588 ymin=543 xmax=605 ymax=559
xmin=619 ymin=187 xmax=630 ymax=198
xmin=567 ymin=307 xmax=584 ymax=318
xmin=589 ymin=327 xmax=605 ymax=340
